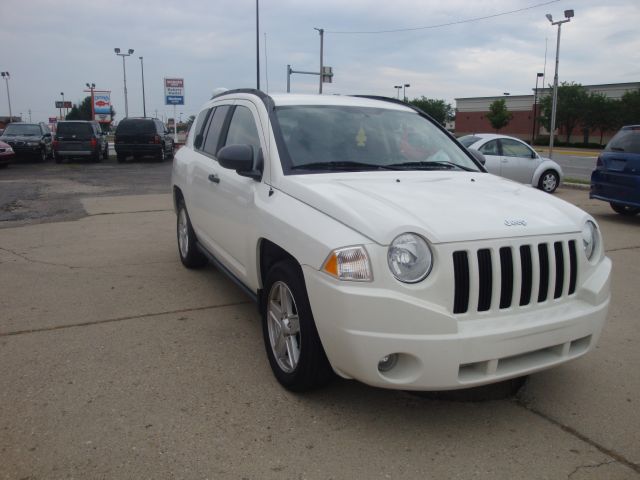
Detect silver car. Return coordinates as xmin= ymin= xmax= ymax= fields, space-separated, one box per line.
xmin=459 ymin=134 xmax=563 ymax=193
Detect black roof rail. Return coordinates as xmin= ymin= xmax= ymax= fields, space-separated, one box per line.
xmin=210 ymin=88 xmax=270 ymax=101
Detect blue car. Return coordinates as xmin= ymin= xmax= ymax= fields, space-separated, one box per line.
xmin=590 ymin=125 xmax=640 ymax=216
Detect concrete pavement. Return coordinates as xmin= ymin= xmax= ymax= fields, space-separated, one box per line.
xmin=1 ymin=190 xmax=639 ymax=479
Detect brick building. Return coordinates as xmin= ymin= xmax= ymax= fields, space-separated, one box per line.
xmin=455 ymin=82 xmax=640 ymax=144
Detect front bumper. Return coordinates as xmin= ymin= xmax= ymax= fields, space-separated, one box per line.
xmin=8 ymin=144 xmax=42 ymax=157
xmin=302 ymin=255 xmax=611 ymax=391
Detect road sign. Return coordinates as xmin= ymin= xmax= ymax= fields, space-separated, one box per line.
xmin=164 ymin=78 xmax=185 ymax=105
xmin=48 ymin=117 xmax=57 ymax=124
xmin=55 ymin=101 xmax=72 ymax=108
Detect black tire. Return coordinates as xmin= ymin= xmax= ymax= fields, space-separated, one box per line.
xmin=610 ymin=202 xmax=640 ymax=216
xmin=262 ymin=260 xmax=334 ymax=392
xmin=39 ymin=148 xmax=47 ymax=163
xmin=117 ymin=154 xmax=126 ymax=164
xmin=157 ymin=146 xmax=166 ymax=162
xmin=538 ymin=170 xmax=560 ymax=193
xmin=93 ymin=149 xmax=102 ymax=163
xmin=168 ymin=144 xmax=175 ymax=160
xmin=176 ymin=201 xmax=207 ymax=269
xmin=0 ymin=163 xmax=8 ymax=169
xmin=104 ymin=144 xmax=109 ymax=159
xmin=54 ymin=154 xmax=63 ymax=164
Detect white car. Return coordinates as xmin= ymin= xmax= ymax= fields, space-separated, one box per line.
xmin=458 ymin=134 xmax=563 ymax=193
xmin=172 ymin=90 xmax=610 ymax=392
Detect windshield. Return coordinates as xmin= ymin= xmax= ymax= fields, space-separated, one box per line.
xmin=606 ymin=127 xmax=640 ymax=154
xmin=275 ymin=106 xmax=481 ymax=173
xmin=3 ymin=124 xmax=41 ymax=136
xmin=457 ymin=135 xmax=481 ymax=148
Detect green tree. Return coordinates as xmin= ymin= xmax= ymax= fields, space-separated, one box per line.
xmin=583 ymin=93 xmax=621 ymax=145
xmin=538 ymin=82 xmax=588 ymax=142
xmin=65 ymin=96 xmax=92 ymax=120
xmin=485 ymin=99 xmax=512 ymax=131
xmin=620 ymin=89 xmax=640 ymax=125
xmin=409 ymin=97 xmax=453 ymax=126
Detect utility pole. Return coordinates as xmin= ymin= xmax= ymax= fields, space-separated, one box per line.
xmin=139 ymin=57 xmax=146 ymax=117
xmin=256 ymin=0 xmax=260 ymax=90
xmin=114 ymin=48 xmax=134 ymax=118
xmin=314 ymin=28 xmax=324 ymax=94
xmin=1 ymin=72 xmax=11 ymax=122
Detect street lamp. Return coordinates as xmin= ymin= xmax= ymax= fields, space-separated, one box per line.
xmin=314 ymin=27 xmax=325 ymax=94
xmin=531 ymin=72 xmax=544 ymax=143
xmin=403 ymin=83 xmax=410 ymax=102
xmin=546 ymin=9 xmax=574 ymax=159
xmin=0 ymin=72 xmax=12 ymax=122
xmin=60 ymin=92 xmax=65 ymax=118
xmin=394 ymin=85 xmax=402 ymax=99
xmin=114 ymin=47 xmax=134 ymax=118
xmin=86 ymin=83 xmax=96 ymax=120
xmin=139 ymin=56 xmax=146 ymax=117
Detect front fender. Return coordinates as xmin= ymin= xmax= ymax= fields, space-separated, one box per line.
xmin=532 ymin=160 xmax=563 ymax=186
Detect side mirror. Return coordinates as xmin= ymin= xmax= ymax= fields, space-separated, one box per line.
xmin=468 ymin=148 xmax=486 ymax=166
xmin=44 ymin=133 xmax=52 ymax=138
xmin=217 ymin=144 xmax=262 ymax=181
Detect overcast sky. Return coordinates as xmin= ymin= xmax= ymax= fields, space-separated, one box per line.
xmin=1 ymin=0 xmax=638 ymax=123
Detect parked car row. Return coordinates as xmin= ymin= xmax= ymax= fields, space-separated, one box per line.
xmin=0 ymin=118 xmax=174 ymax=167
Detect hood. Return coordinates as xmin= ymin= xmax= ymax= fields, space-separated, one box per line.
xmin=278 ymin=172 xmax=587 ymax=245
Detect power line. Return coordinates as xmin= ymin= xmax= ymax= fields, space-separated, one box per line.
xmin=326 ymin=0 xmax=560 ymax=34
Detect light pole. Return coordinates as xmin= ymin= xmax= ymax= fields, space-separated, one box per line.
xmin=394 ymin=85 xmax=402 ymax=99
xmin=114 ymin=48 xmax=134 ymax=118
xmin=403 ymin=83 xmax=410 ymax=102
xmin=139 ymin=56 xmax=146 ymax=117
xmin=531 ymin=72 xmax=544 ymax=144
xmin=60 ymin=92 xmax=65 ymax=118
xmin=86 ymin=83 xmax=95 ymax=120
xmin=0 ymin=72 xmax=12 ymax=122
xmin=546 ymin=9 xmax=574 ymax=159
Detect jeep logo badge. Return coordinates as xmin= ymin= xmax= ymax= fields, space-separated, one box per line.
xmin=505 ymin=219 xmax=527 ymax=226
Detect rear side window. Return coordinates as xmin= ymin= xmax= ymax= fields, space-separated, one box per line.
xmin=193 ymin=108 xmax=212 ymax=150
xmin=116 ymin=120 xmax=156 ymax=135
xmin=606 ymin=128 xmax=640 ymax=154
xmin=202 ymin=106 xmax=230 ymax=157
xmin=458 ymin=135 xmax=481 ymax=147
xmin=56 ymin=123 xmax=93 ymax=138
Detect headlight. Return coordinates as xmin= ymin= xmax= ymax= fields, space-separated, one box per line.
xmin=387 ymin=233 xmax=433 ymax=283
xmin=322 ymin=246 xmax=372 ymax=282
xmin=581 ymin=220 xmax=598 ymax=261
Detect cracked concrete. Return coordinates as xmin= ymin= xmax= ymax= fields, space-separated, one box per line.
xmin=1 ymin=175 xmax=640 ymax=478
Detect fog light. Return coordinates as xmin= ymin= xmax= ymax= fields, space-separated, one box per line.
xmin=378 ymin=353 xmax=399 ymax=373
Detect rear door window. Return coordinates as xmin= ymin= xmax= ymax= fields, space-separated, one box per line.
xmin=56 ymin=123 xmax=94 ymax=139
xmin=202 ymin=106 xmax=231 ymax=157
xmin=606 ymin=128 xmax=640 ymax=154
xmin=479 ymin=139 xmax=500 ymax=156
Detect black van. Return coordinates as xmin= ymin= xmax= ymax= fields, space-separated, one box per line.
xmin=114 ymin=118 xmax=174 ymax=163
xmin=54 ymin=121 xmax=108 ymax=163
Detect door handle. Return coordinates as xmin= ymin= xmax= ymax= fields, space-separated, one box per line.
xmin=208 ymin=173 xmax=220 ymax=184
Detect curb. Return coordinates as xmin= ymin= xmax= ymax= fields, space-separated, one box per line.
xmin=561 ymin=182 xmax=590 ymax=191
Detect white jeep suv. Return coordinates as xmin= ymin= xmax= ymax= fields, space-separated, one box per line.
xmin=171 ymin=90 xmax=611 ymax=392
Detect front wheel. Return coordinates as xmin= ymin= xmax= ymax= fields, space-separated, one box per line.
xmin=538 ymin=170 xmax=559 ymax=193
xmin=262 ymin=260 xmax=334 ymax=392
xmin=176 ymin=202 xmax=207 ymax=268
xmin=610 ymin=203 xmax=640 ymax=216
xmin=39 ymin=148 xmax=47 ymax=163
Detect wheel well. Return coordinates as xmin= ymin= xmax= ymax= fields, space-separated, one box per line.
xmin=259 ymin=239 xmax=298 ymax=288
xmin=173 ymin=186 xmax=184 ymax=213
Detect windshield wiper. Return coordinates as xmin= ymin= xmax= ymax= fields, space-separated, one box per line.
xmin=291 ymin=161 xmax=399 ymax=171
xmin=386 ymin=160 xmax=475 ymax=172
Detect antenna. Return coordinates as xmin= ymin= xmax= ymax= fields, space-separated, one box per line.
xmin=264 ymin=32 xmax=269 ymax=93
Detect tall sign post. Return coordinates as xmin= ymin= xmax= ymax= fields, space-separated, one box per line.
xmin=164 ymin=78 xmax=185 ymax=144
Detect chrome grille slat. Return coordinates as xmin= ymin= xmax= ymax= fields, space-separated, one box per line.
xmin=452 ymin=239 xmax=579 ymax=315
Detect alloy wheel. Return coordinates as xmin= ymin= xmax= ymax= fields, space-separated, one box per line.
xmin=267 ymin=281 xmax=301 ymax=373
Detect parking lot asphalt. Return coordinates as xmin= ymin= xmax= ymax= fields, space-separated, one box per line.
xmin=1 ymin=162 xmax=639 ymax=479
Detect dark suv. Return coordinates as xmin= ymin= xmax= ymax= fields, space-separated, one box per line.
xmin=53 ymin=121 xmax=108 ymax=163
xmin=0 ymin=122 xmax=53 ymax=162
xmin=590 ymin=125 xmax=640 ymax=216
xmin=114 ymin=118 xmax=174 ymax=163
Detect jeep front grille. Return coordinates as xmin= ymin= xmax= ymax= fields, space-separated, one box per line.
xmin=452 ymin=240 xmax=578 ymax=314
